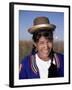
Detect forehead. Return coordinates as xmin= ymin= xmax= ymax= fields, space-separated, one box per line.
xmin=38 ymin=36 xmax=52 ymax=42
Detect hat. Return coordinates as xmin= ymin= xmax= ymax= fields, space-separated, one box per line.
xmin=28 ymin=16 xmax=56 ymax=34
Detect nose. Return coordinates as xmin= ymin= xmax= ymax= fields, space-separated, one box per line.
xmin=44 ymin=43 xmax=48 ymax=49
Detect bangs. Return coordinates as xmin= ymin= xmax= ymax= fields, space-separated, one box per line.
xmin=32 ymin=30 xmax=53 ymax=42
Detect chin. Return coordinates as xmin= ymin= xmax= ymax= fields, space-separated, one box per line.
xmin=43 ymin=54 xmax=48 ymax=58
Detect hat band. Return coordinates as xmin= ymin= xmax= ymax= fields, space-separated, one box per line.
xmin=28 ymin=24 xmax=56 ymax=34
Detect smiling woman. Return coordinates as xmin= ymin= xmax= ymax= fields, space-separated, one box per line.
xmin=19 ymin=16 xmax=64 ymax=79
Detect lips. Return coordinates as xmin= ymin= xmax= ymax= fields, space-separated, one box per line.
xmin=43 ymin=51 xmax=48 ymax=54
xmin=43 ymin=49 xmax=51 ymax=53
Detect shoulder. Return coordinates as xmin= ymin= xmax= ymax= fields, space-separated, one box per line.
xmin=54 ymin=52 xmax=64 ymax=68
xmin=55 ymin=52 xmax=64 ymax=62
xmin=19 ymin=55 xmax=31 ymax=73
xmin=20 ymin=54 xmax=35 ymax=66
xmin=55 ymin=52 xmax=64 ymax=60
xmin=21 ymin=55 xmax=31 ymax=65
xmin=55 ymin=52 xmax=64 ymax=56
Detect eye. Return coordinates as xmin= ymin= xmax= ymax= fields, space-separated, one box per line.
xmin=39 ymin=41 xmax=44 ymax=44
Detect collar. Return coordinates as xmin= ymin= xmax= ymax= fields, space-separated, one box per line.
xmin=30 ymin=53 xmax=60 ymax=75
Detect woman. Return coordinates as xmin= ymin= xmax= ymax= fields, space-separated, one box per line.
xmin=19 ymin=16 xmax=64 ymax=79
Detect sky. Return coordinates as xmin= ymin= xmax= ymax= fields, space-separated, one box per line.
xmin=19 ymin=10 xmax=64 ymax=41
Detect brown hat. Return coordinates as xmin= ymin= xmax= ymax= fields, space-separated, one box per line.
xmin=28 ymin=16 xmax=56 ymax=34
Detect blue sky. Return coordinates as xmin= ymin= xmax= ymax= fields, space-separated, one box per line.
xmin=19 ymin=10 xmax=64 ymax=41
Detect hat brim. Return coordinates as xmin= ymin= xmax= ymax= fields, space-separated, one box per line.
xmin=28 ymin=24 xmax=56 ymax=34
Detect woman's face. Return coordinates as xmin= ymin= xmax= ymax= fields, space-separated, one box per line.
xmin=35 ymin=36 xmax=53 ymax=61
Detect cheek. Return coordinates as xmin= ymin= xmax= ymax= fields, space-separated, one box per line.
xmin=36 ymin=45 xmax=41 ymax=50
xmin=36 ymin=44 xmax=43 ymax=52
xmin=48 ymin=43 xmax=53 ymax=48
